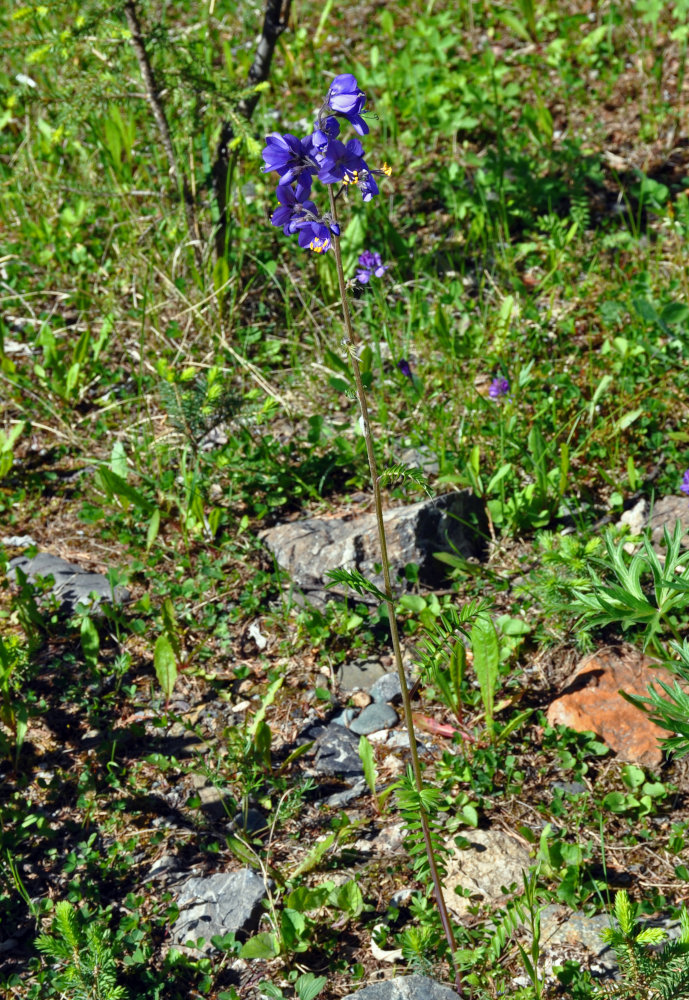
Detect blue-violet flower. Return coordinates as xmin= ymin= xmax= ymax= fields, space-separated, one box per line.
xmin=488 ymin=376 xmax=510 ymax=399
xmin=357 ymin=250 xmax=388 ymax=283
xmin=681 ymin=469 xmax=689 ymax=496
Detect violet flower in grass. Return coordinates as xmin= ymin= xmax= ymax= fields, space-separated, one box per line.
xmin=681 ymin=469 xmax=689 ymax=496
xmin=270 ymin=184 xmax=318 ymax=235
xmin=325 ymin=73 xmax=369 ymax=135
xmin=397 ymin=358 xmax=412 ymax=378
xmin=489 ymin=376 xmax=510 ymax=399
xmin=318 ymin=137 xmax=368 ymax=185
xmin=357 ymin=250 xmax=388 ymax=283
xmin=261 ymin=133 xmax=316 ymax=192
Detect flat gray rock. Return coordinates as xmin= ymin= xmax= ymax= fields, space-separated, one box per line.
xmin=312 ymin=723 xmax=364 ymax=776
xmin=339 ymin=659 xmax=387 ymax=691
xmin=171 ymin=869 xmax=268 ymax=951
xmin=349 ymin=703 xmax=398 ymax=735
xmin=540 ymin=904 xmax=685 ymax=975
xmin=324 ymin=778 xmax=368 ymax=807
xmin=341 ymin=974 xmax=461 ymax=1000
xmin=7 ymin=551 xmax=129 ymax=613
xmin=369 ymin=671 xmax=405 ymax=704
xmin=442 ymin=826 xmax=532 ymax=917
xmin=260 ymin=490 xmax=487 ymax=605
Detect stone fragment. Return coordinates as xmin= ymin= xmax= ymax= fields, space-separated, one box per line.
xmin=442 ymin=827 xmax=532 ymax=917
xmin=546 ymin=647 xmax=681 ymax=765
xmin=339 ymin=659 xmax=387 ymax=691
xmin=540 ymin=904 xmax=685 ymax=976
xmin=349 ymin=703 xmax=398 ymax=735
xmin=312 ymin=723 xmax=364 ymax=776
xmin=323 ymin=778 xmax=368 ymax=807
xmin=171 ymin=869 xmax=268 ymax=951
xmin=340 ymin=975 xmax=462 ymax=1000
xmin=369 ymin=671 xmax=406 ymax=704
xmin=260 ymin=490 xmax=488 ymax=605
xmin=7 ymin=551 xmax=129 ymax=613
xmin=648 ymin=495 xmax=689 ymax=549
xmin=232 ymin=808 xmax=268 ymax=835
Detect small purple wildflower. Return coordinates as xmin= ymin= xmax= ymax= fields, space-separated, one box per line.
xmin=325 ymin=73 xmax=369 ymax=135
xmin=261 ymin=133 xmax=316 ymax=190
xmin=397 ymin=358 xmax=412 ymax=378
xmin=681 ymin=469 xmax=689 ymax=496
xmin=356 ymin=250 xmax=388 ymax=283
xmin=317 ymin=137 xmax=368 ymax=185
xmin=488 ymin=376 xmax=510 ymax=399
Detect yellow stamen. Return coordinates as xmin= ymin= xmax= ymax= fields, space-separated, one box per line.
xmin=382 ymin=162 xmax=392 ymax=176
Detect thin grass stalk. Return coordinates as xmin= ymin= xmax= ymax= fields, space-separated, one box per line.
xmin=327 ymin=187 xmax=461 ymax=994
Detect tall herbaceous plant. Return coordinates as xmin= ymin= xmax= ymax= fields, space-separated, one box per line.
xmin=261 ymin=74 xmax=462 ymax=991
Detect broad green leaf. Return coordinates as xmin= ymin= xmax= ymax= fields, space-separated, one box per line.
xmin=154 ymin=634 xmax=177 ymax=700
xmin=471 ymin=614 xmax=500 ymax=739
xmin=358 ymin=735 xmax=377 ymax=798
xmin=240 ymin=931 xmax=279 ymax=959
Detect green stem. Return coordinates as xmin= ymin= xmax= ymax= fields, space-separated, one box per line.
xmin=327 ymin=187 xmax=461 ymax=993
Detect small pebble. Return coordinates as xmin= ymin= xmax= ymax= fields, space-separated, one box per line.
xmin=349 ymin=703 xmax=398 ymax=735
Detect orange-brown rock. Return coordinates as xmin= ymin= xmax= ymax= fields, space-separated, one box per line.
xmin=546 ymin=647 xmax=678 ymax=766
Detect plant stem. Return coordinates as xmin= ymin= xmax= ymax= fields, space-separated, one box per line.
xmin=327 ymin=187 xmax=461 ymax=994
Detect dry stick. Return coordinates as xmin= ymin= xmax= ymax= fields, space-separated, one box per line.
xmin=327 ymin=188 xmax=462 ymax=996
xmin=213 ymin=0 xmax=292 ymax=261
xmin=123 ymin=0 xmax=202 ymax=271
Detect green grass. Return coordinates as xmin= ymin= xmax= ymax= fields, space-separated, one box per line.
xmin=2 ymin=0 xmax=689 ymax=997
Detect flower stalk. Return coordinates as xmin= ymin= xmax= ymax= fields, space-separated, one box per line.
xmin=328 ymin=186 xmax=461 ymax=994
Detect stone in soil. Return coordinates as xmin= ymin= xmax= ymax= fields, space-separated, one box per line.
xmin=6 ymin=551 xmax=129 ymax=613
xmin=349 ymin=702 xmax=398 ymax=735
xmin=259 ymin=489 xmax=488 ymax=606
xmin=171 ymin=869 xmax=268 ymax=951
xmin=341 ymin=975 xmax=462 ymax=1000
xmin=339 ymin=659 xmax=387 ymax=691
xmin=442 ymin=826 xmax=532 ymax=918
xmin=546 ymin=646 xmax=681 ymax=765
xmin=311 ymin=723 xmax=365 ymax=776
xmin=540 ymin=904 xmax=685 ymax=976
xmin=369 ymin=671 xmax=407 ymax=704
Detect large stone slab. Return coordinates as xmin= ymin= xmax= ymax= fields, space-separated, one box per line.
xmin=546 ymin=647 xmax=680 ymax=765
xmin=260 ymin=490 xmax=487 ymax=605
xmin=171 ymin=869 xmax=268 ymax=951
xmin=442 ymin=826 xmax=532 ymax=918
xmin=341 ymin=975 xmax=462 ymax=1000
xmin=7 ymin=551 xmax=129 ymax=613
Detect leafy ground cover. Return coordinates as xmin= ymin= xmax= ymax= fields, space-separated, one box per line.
xmin=2 ymin=0 xmax=689 ymax=997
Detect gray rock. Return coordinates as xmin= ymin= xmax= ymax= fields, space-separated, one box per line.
xmin=341 ymin=974 xmax=462 ymax=1000
xmin=541 ymin=904 xmax=685 ymax=975
xmin=260 ymin=490 xmax=488 ymax=605
xmin=7 ymin=551 xmax=129 ymax=613
xmin=332 ymin=707 xmax=358 ymax=728
xmin=442 ymin=826 xmax=532 ymax=917
xmin=649 ymin=495 xmax=689 ymax=548
xmin=324 ymin=778 xmax=368 ymax=807
xmin=312 ymin=723 xmax=364 ymax=776
xmin=171 ymin=869 xmax=268 ymax=951
xmin=551 ymin=780 xmax=587 ymax=796
xmin=349 ymin=703 xmax=398 ymax=735
xmin=339 ymin=659 xmax=387 ymax=691
xmin=232 ymin=809 xmax=268 ymax=835
xmin=396 ymin=446 xmax=440 ymax=476
xmin=369 ymin=671 xmax=406 ymax=704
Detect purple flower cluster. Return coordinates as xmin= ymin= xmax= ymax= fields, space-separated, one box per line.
xmin=489 ymin=376 xmax=510 ymax=399
xmin=356 ymin=251 xmax=388 ymax=283
xmin=262 ymin=73 xmax=391 ymax=253
xmin=681 ymin=469 xmax=689 ymax=496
